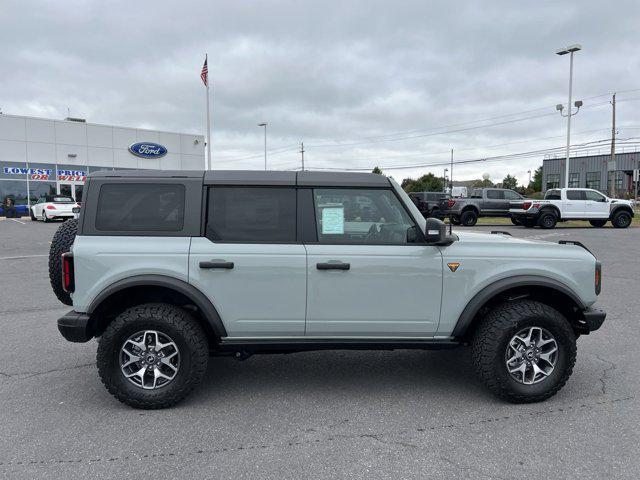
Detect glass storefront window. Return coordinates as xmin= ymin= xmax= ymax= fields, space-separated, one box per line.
xmin=0 ymin=179 xmax=29 ymax=205
xmin=28 ymin=182 xmax=57 ymax=202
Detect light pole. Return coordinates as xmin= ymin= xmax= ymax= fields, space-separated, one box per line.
xmin=527 ymin=170 xmax=532 ymax=186
xmin=556 ymin=44 xmax=582 ymax=188
xmin=443 ymin=168 xmax=448 ymax=193
xmin=258 ymin=122 xmax=267 ymax=170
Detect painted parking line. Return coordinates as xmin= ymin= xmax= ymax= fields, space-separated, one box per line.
xmin=0 ymin=254 xmax=48 ymax=261
xmin=10 ymin=218 xmax=27 ymax=225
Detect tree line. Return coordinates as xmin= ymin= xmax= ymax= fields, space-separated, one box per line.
xmin=371 ymin=166 xmax=543 ymax=194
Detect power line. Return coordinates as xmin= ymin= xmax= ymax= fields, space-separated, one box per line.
xmin=306 ymin=137 xmax=640 ymax=172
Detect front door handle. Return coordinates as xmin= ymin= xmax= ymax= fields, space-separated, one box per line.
xmin=316 ymin=261 xmax=350 ymax=271
xmin=199 ymin=260 xmax=234 ymax=269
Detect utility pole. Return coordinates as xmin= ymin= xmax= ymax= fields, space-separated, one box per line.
xmin=450 ymin=149 xmax=454 ymax=192
xmin=300 ymin=142 xmax=305 ymax=171
xmin=610 ymin=93 xmax=616 ymax=197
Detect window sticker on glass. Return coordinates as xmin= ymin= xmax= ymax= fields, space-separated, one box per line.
xmin=321 ymin=206 xmax=344 ymax=234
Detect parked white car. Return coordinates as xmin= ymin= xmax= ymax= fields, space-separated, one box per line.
xmin=509 ymin=188 xmax=635 ymax=229
xmin=30 ymin=195 xmax=79 ymax=222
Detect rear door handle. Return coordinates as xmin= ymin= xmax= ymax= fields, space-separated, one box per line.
xmin=199 ymin=260 xmax=234 ymax=269
xmin=316 ymin=261 xmax=350 ymax=270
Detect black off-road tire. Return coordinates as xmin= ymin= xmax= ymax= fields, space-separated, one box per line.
xmin=611 ymin=210 xmax=632 ymax=229
xmin=48 ymin=218 xmax=78 ymax=306
xmin=97 ymin=303 xmax=209 ymax=409
xmin=522 ymin=218 xmax=537 ymax=228
xmin=450 ymin=216 xmax=461 ymax=225
xmin=460 ymin=210 xmax=478 ymax=227
xmin=471 ymin=300 xmax=576 ymax=403
xmin=510 ymin=216 xmax=521 ymax=226
xmin=538 ymin=210 xmax=557 ymax=229
xmin=589 ymin=219 xmax=607 ymax=228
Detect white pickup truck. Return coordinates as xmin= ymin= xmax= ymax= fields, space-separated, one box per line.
xmin=510 ymin=188 xmax=634 ymax=229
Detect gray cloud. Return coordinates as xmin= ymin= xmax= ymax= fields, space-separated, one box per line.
xmin=2 ymin=0 xmax=639 ymax=184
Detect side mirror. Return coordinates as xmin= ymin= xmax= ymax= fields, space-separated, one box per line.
xmin=423 ymin=218 xmax=453 ymax=245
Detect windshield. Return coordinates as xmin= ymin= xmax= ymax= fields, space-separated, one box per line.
xmin=51 ymin=196 xmax=75 ymax=203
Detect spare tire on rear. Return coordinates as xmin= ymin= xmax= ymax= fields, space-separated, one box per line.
xmin=49 ymin=218 xmax=78 ymax=306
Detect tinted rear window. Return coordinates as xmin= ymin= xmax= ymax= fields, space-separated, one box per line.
xmin=545 ymin=189 xmax=561 ymax=200
xmin=206 ymin=187 xmax=296 ymax=242
xmin=96 ymin=183 xmax=185 ymax=231
xmin=486 ymin=190 xmax=503 ymax=199
xmin=566 ymin=190 xmax=585 ymax=200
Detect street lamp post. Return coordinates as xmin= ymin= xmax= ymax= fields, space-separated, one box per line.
xmin=443 ymin=168 xmax=448 ymax=193
xmin=556 ymin=44 xmax=582 ymax=188
xmin=527 ymin=170 xmax=532 ymax=187
xmin=258 ymin=122 xmax=267 ymax=170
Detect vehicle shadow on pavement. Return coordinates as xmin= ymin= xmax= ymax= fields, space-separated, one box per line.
xmin=192 ymin=347 xmax=490 ymax=403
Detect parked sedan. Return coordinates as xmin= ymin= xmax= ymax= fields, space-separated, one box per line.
xmin=30 ymin=195 xmax=79 ymax=222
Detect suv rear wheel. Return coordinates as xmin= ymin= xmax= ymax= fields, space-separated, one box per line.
xmin=471 ymin=299 xmax=576 ymax=403
xmin=460 ymin=210 xmax=478 ymax=227
xmin=97 ymin=303 xmax=209 ymax=409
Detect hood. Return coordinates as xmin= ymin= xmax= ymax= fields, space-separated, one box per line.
xmin=452 ymin=231 xmax=596 ymax=260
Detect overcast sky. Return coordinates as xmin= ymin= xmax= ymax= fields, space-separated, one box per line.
xmin=2 ymin=0 xmax=640 ymax=184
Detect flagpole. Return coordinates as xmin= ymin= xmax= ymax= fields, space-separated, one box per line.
xmin=205 ymin=54 xmax=212 ymax=170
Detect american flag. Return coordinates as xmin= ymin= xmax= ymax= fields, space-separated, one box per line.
xmin=200 ymin=56 xmax=208 ymax=86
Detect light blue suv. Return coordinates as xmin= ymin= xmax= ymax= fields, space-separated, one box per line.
xmin=51 ymin=170 xmax=606 ymax=408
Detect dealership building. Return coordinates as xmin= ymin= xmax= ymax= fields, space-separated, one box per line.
xmin=0 ymin=113 xmax=205 ymax=207
xmin=542 ymin=151 xmax=639 ymax=196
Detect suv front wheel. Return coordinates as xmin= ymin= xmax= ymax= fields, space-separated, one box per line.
xmin=471 ymin=300 xmax=576 ymax=403
xmin=97 ymin=303 xmax=209 ymax=409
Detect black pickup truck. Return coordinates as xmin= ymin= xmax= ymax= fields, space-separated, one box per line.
xmin=436 ymin=188 xmax=524 ymax=226
xmin=408 ymin=191 xmax=449 ymax=218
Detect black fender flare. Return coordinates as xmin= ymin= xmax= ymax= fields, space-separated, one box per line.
xmin=539 ymin=204 xmax=560 ymax=218
xmin=609 ymin=204 xmax=634 ymax=219
xmin=87 ymin=274 xmax=227 ymax=337
xmin=461 ymin=204 xmax=479 ymax=214
xmin=451 ymin=275 xmax=585 ymax=337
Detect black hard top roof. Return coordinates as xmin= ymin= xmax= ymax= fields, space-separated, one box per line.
xmin=204 ymin=170 xmax=390 ymax=187
xmin=89 ymin=169 xmax=390 ymax=188
xmin=89 ymin=169 xmax=205 ymax=178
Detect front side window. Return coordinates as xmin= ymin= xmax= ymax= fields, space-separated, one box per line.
xmin=313 ymin=188 xmax=418 ymax=244
xmin=96 ymin=183 xmax=185 ymax=231
xmin=486 ymin=190 xmax=503 ymax=199
xmin=585 ymin=190 xmax=606 ymax=202
xmin=503 ymin=190 xmax=522 ymax=200
xmin=586 ymin=172 xmax=600 ymax=190
xmin=206 ymin=187 xmax=296 ymax=242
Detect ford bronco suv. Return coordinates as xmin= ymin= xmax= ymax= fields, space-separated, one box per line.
xmin=51 ymin=170 xmax=606 ymax=409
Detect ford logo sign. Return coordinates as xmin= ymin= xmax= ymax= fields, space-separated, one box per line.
xmin=128 ymin=142 xmax=168 ymax=159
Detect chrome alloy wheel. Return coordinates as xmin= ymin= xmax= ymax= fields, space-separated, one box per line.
xmin=120 ymin=330 xmax=180 ymax=390
xmin=505 ymin=326 xmax=558 ymax=385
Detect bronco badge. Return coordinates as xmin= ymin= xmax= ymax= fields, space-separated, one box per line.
xmin=447 ymin=262 xmax=460 ymax=272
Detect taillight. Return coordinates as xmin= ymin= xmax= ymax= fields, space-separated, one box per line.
xmin=46 ymin=205 xmax=57 ymax=210
xmin=447 ymin=199 xmax=456 ymax=208
xmin=522 ymin=201 xmax=531 ymax=210
xmin=62 ymin=252 xmax=75 ymax=293
xmin=595 ymin=261 xmax=601 ymax=295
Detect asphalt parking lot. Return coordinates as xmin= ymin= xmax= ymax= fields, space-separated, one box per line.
xmin=1 ymin=218 xmax=638 ymax=479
